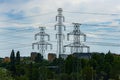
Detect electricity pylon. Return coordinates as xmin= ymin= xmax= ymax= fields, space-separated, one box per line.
xmin=32 ymin=27 xmax=52 ymax=56
xmin=55 ymin=8 xmax=66 ymax=58
xmin=64 ymin=23 xmax=90 ymax=53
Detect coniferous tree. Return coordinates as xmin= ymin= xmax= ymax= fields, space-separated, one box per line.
xmin=108 ymin=50 xmax=111 ymax=54
xmin=105 ymin=50 xmax=114 ymax=64
xmin=16 ymin=51 xmax=20 ymax=64
xmin=10 ymin=49 xmax=15 ymax=65
xmin=10 ymin=49 xmax=16 ymax=76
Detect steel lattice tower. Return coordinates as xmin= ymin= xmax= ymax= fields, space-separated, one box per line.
xmin=32 ymin=27 xmax=52 ymax=56
xmin=55 ymin=8 xmax=66 ymax=57
xmin=64 ymin=23 xmax=90 ymax=53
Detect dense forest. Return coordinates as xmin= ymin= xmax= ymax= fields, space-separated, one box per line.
xmin=0 ymin=50 xmax=120 ymax=80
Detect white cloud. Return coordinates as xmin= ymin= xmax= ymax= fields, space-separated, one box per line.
xmin=0 ymin=0 xmax=120 ymax=26
xmin=0 ymin=0 xmax=120 ymax=57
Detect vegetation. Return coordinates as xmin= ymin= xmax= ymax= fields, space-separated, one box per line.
xmin=0 ymin=50 xmax=120 ymax=80
xmin=0 ymin=68 xmax=14 ymax=80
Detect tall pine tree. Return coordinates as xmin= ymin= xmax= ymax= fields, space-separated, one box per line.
xmin=10 ymin=49 xmax=16 ymax=76
xmin=10 ymin=49 xmax=15 ymax=65
xmin=16 ymin=51 xmax=20 ymax=64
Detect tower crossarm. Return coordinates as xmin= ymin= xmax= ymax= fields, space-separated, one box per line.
xmin=45 ymin=42 xmax=52 ymax=49
xmin=55 ymin=24 xmax=66 ymax=31
xmin=80 ymin=32 xmax=86 ymax=41
xmin=32 ymin=42 xmax=39 ymax=49
xmin=81 ymin=44 xmax=90 ymax=53
xmin=35 ymin=32 xmax=50 ymax=41
xmin=64 ymin=42 xmax=82 ymax=47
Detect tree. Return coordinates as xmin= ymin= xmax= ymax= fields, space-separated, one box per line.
xmin=103 ymin=62 xmax=112 ymax=80
xmin=10 ymin=49 xmax=16 ymax=76
xmin=70 ymin=73 xmax=79 ymax=80
xmin=110 ymin=55 xmax=120 ymax=79
xmin=89 ymin=58 xmax=97 ymax=69
xmin=58 ymin=73 xmax=70 ymax=80
xmin=82 ymin=66 xmax=94 ymax=80
xmin=65 ymin=55 xmax=78 ymax=74
xmin=39 ymin=66 xmax=47 ymax=80
xmin=34 ymin=53 xmax=43 ymax=63
xmin=108 ymin=50 xmax=111 ymax=54
xmin=10 ymin=49 xmax=15 ymax=65
xmin=105 ymin=50 xmax=114 ymax=64
xmin=26 ymin=62 xmax=41 ymax=80
xmin=16 ymin=51 xmax=20 ymax=65
xmin=16 ymin=64 xmax=25 ymax=77
xmin=26 ymin=62 xmax=33 ymax=80
xmin=80 ymin=58 xmax=89 ymax=69
xmin=0 ymin=68 xmax=14 ymax=80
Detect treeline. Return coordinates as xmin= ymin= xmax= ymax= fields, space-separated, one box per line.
xmin=0 ymin=50 xmax=120 ymax=80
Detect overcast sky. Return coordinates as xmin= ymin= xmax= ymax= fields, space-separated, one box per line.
xmin=0 ymin=0 xmax=120 ymax=58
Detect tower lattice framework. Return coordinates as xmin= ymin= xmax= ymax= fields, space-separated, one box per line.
xmin=55 ymin=8 xmax=66 ymax=57
xmin=32 ymin=27 xmax=52 ymax=56
xmin=64 ymin=23 xmax=90 ymax=53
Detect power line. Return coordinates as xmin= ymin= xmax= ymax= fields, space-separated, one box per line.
xmin=0 ymin=31 xmax=119 ymax=43
xmin=64 ymin=11 xmax=120 ymax=16
xmin=0 ymin=41 xmax=31 ymax=46
xmin=0 ymin=41 xmax=120 ymax=51
xmin=0 ymin=22 xmax=56 ymax=28
xmin=0 ymin=29 xmax=119 ymax=43
xmin=87 ymin=36 xmax=120 ymax=41
xmin=0 ymin=45 xmax=31 ymax=51
xmin=86 ymin=41 xmax=120 ymax=47
xmin=0 ymin=27 xmax=36 ymax=32
xmin=86 ymin=32 xmax=120 ymax=37
xmin=0 ymin=12 xmax=55 ymax=23
xmin=0 ymin=36 xmax=120 ymax=45
xmin=0 ymin=10 xmax=119 ymax=24
xmin=65 ymin=22 xmax=120 ymax=28
xmin=82 ymin=23 xmax=119 ymax=28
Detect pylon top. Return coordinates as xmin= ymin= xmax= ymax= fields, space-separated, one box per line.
xmin=72 ymin=23 xmax=81 ymax=25
xmin=58 ymin=8 xmax=63 ymax=12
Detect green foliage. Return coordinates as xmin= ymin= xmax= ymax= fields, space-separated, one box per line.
xmin=10 ymin=49 xmax=15 ymax=65
xmin=9 ymin=50 xmax=16 ymax=77
xmin=50 ymin=57 xmax=65 ymax=73
xmin=15 ymin=64 xmax=25 ymax=76
xmin=58 ymin=73 xmax=70 ymax=80
xmin=82 ymin=66 xmax=94 ymax=80
xmin=65 ymin=55 xmax=78 ymax=74
xmin=1 ymin=51 xmax=120 ymax=80
xmin=80 ymin=58 xmax=89 ymax=69
xmin=0 ymin=68 xmax=14 ymax=80
xmin=70 ymin=73 xmax=80 ymax=80
xmin=39 ymin=66 xmax=47 ymax=80
xmin=15 ymin=76 xmax=28 ymax=80
xmin=34 ymin=53 xmax=43 ymax=63
xmin=16 ymin=51 xmax=20 ymax=65
xmin=105 ymin=51 xmax=114 ymax=64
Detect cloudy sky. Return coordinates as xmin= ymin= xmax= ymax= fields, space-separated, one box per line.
xmin=0 ymin=0 xmax=120 ymax=58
